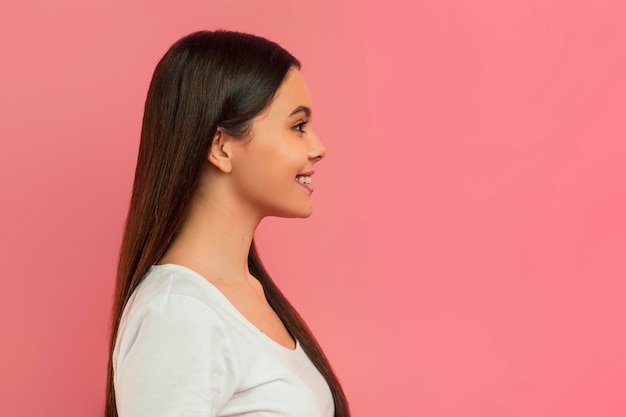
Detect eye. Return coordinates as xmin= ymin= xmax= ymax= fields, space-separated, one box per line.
xmin=292 ymin=120 xmax=309 ymax=134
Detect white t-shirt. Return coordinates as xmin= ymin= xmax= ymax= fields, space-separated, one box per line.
xmin=113 ymin=263 xmax=334 ymax=417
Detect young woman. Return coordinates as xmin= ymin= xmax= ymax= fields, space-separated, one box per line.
xmin=104 ymin=31 xmax=350 ymax=417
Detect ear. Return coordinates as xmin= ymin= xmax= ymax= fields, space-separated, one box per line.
xmin=208 ymin=128 xmax=233 ymax=174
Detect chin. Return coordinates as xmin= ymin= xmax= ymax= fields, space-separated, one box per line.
xmin=295 ymin=204 xmax=314 ymax=218
xmin=271 ymin=205 xmax=314 ymax=219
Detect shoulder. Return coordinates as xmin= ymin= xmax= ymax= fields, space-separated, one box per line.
xmin=115 ymin=264 xmax=230 ymax=353
xmin=113 ymin=265 xmax=240 ymax=415
xmin=127 ymin=263 xmax=219 ymax=311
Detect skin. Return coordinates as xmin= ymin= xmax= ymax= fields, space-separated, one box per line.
xmin=159 ymin=68 xmax=326 ymax=349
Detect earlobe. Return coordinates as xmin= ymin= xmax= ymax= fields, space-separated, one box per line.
xmin=208 ymin=128 xmax=233 ymax=174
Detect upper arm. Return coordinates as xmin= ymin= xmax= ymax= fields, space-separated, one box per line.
xmin=114 ymin=295 xmax=238 ymax=417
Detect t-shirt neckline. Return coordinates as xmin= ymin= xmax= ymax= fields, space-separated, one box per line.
xmin=151 ymin=263 xmax=300 ymax=353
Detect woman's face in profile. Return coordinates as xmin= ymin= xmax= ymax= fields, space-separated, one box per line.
xmin=229 ymin=68 xmax=327 ymax=219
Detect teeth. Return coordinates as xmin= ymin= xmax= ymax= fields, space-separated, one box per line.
xmin=295 ymin=176 xmax=311 ymax=184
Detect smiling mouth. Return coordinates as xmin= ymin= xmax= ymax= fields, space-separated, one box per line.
xmin=295 ymin=175 xmax=314 ymax=192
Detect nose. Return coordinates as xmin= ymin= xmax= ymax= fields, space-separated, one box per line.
xmin=308 ymin=128 xmax=326 ymax=162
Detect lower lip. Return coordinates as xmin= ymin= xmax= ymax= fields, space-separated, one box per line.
xmin=296 ymin=181 xmax=314 ymax=193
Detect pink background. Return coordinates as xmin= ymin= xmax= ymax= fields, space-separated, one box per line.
xmin=1 ymin=0 xmax=625 ymax=416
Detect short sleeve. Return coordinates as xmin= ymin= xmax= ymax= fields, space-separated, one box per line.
xmin=113 ymin=294 xmax=238 ymax=417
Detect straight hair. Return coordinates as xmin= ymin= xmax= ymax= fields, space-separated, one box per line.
xmin=104 ymin=30 xmax=350 ymax=417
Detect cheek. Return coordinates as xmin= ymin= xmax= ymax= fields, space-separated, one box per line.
xmin=239 ymin=129 xmax=307 ymax=181
xmin=256 ymin=137 xmax=304 ymax=171
xmin=233 ymin=146 xmax=291 ymax=192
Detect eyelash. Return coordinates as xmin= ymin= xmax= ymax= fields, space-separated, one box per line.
xmin=293 ymin=120 xmax=309 ymax=134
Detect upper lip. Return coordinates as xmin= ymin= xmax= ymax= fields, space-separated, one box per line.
xmin=296 ymin=171 xmax=314 ymax=176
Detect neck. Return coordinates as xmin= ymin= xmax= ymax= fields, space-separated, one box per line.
xmin=159 ymin=185 xmax=261 ymax=284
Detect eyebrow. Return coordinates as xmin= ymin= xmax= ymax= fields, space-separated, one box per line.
xmin=288 ymin=105 xmax=311 ymax=118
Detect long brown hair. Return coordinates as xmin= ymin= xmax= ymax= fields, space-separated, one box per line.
xmin=105 ymin=30 xmax=350 ymax=417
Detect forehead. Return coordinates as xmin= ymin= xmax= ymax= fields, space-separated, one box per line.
xmin=261 ymin=68 xmax=312 ymax=119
